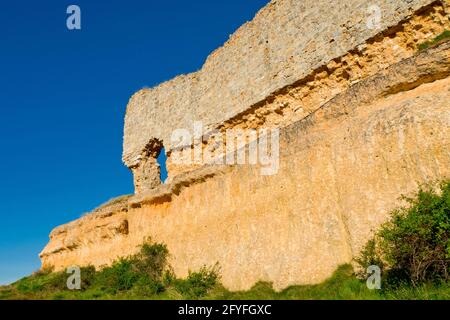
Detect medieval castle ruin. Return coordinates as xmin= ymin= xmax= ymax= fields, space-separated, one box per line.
xmin=40 ymin=0 xmax=450 ymax=290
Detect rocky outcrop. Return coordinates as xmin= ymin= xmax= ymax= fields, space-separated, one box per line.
xmin=41 ymin=0 xmax=450 ymax=290
xmin=124 ymin=0 xmax=449 ymax=192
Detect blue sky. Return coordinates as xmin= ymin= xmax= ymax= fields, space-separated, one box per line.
xmin=0 ymin=0 xmax=269 ymax=285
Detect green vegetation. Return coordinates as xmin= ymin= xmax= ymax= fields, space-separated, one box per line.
xmin=2 ymin=262 xmax=449 ymax=300
xmin=209 ymin=264 xmax=450 ymax=300
xmin=1 ymin=181 xmax=449 ymax=300
xmin=0 ymin=239 xmax=220 ymax=300
xmin=418 ymin=30 xmax=450 ymax=50
xmin=356 ymin=180 xmax=450 ymax=288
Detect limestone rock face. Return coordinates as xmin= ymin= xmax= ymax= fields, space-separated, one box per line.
xmin=41 ymin=0 xmax=450 ymax=290
xmin=124 ymin=0 xmax=449 ymax=192
xmin=124 ymin=0 xmax=439 ymax=164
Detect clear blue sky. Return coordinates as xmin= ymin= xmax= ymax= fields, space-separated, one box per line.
xmin=0 ymin=0 xmax=269 ymax=285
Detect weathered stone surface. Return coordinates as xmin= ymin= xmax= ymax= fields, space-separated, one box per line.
xmin=41 ymin=38 xmax=450 ymax=289
xmin=123 ymin=0 xmax=449 ymax=192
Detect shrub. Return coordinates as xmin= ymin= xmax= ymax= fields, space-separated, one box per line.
xmin=79 ymin=266 xmax=96 ymax=290
xmin=44 ymin=272 xmax=72 ymax=291
xmin=16 ymin=277 xmax=45 ymax=293
xmin=133 ymin=240 xmax=169 ymax=281
xmin=162 ymin=268 xmax=176 ymax=287
xmin=174 ymin=264 xmax=220 ymax=299
xmin=92 ymin=240 xmax=169 ymax=294
xmin=15 ymin=269 xmax=68 ymax=294
xmin=357 ymin=181 xmax=450 ymax=286
xmin=94 ymin=258 xmax=140 ymax=293
xmin=354 ymin=239 xmax=385 ymax=279
xmin=132 ymin=276 xmax=165 ymax=297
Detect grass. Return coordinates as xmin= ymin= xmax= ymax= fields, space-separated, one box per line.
xmin=94 ymin=194 xmax=132 ymax=211
xmin=0 ymin=240 xmax=221 ymax=300
xmin=1 ymin=263 xmax=449 ymax=300
xmin=81 ymin=194 xmax=133 ymax=217
xmin=418 ymin=30 xmax=450 ymax=50
xmin=207 ymin=265 xmax=450 ymax=300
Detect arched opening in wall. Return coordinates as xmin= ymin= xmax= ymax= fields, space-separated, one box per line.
xmin=157 ymin=147 xmax=168 ymax=183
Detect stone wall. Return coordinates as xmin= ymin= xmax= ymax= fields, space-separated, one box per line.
xmin=123 ymin=0 xmax=449 ymax=193
xmin=41 ymin=40 xmax=450 ymax=290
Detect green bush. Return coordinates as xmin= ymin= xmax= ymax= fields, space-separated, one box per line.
xmin=132 ymin=276 xmax=165 ymax=297
xmin=94 ymin=258 xmax=140 ymax=293
xmin=174 ymin=265 xmax=220 ymax=299
xmin=80 ymin=266 xmax=96 ymax=289
xmin=354 ymin=239 xmax=385 ymax=278
xmin=16 ymin=271 xmax=68 ymax=293
xmin=16 ymin=277 xmax=45 ymax=293
xmin=92 ymin=239 xmax=170 ymax=294
xmin=357 ymin=180 xmax=450 ymax=286
xmin=133 ymin=240 xmax=169 ymax=281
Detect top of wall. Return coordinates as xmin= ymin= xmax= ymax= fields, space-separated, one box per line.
xmin=122 ymin=0 xmax=436 ymax=168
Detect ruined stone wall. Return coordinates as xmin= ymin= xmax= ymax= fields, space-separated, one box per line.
xmin=41 ymin=40 xmax=450 ymax=289
xmin=123 ymin=0 xmax=449 ymax=193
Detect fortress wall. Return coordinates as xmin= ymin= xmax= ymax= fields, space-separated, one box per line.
xmin=123 ymin=0 xmax=449 ymax=193
xmin=41 ymin=42 xmax=450 ymax=290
